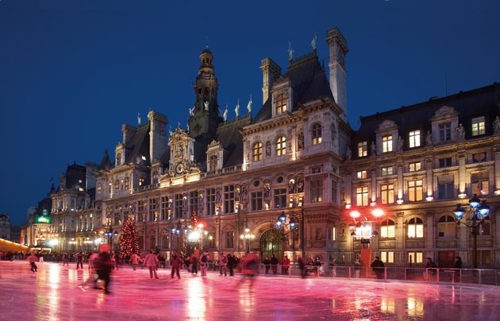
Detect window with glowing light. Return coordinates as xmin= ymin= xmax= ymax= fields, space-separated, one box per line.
xmin=358 ymin=141 xmax=368 ymax=157
xmin=252 ymin=142 xmax=263 ymax=161
xmin=276 ymin=136 xmax=287 ymax=156
xmin=382 ymin=135 xmax=393 ymax=153
xmin=209 ymin=155 xmax=218 ymax=172
xmin=380 ymin=219 xmax=396 ymax=238
xmin=408 ymin=130 xmax=421 ymax=148
xmin=356 ymin=170 xmax=367 ymax=179
xmin=312 ymin=123 xmax=322 ymax=145
xmin=380 ymin=251 xmax=394 ymax=263
xmin=438 ymin=215 xmax=456 ymax=238
xmin=310 ymin=179 xmax=323 ymax=203
xmin=148 ymin=198 xmax=157 ymax=221
xmin=408 ymin=179 xmax=423 ymax=202
xmin=251 ymin=191 xmax=263 ymax=211
xmin=223 ymin=185 xmax=235 ymax=214
xmin=407 ymin=217 xmax=424 ymax=238
xmin=471 ymin=116 xmax=485 ymax=136
xmin=381 ymin=166 xmax=393 ymax=176
xmin=380 ymin=184 xmax=394 ymax=204
xmin=407 ymin=251 xmax=423 ymax=264
xmin=356 ymin=186 xmax=369 ymax=206
xmin=275 ymin=93 xmax=287 ymax=115
xmin=409 ymin=162 xmax=421 ymax=172
xmin=471 ymin=172 xmax=489 ymax=195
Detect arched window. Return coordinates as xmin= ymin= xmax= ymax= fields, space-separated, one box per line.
xmin=312 ymin=123 xmax=322 ymax=145
xmin=252 ymin=142 xmax=263 ymax=161
xmin=438 ymin=215 xmax=456 ymax=238
xmin=380 ymin=219 xmax=396 ymax=238
xmin=407 ymin=217 xmax=424 ymax=238
xmin=276 ymin=136 xmax=286 ymax=156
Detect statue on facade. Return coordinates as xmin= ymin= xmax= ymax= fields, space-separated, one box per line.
xmin=456 ymin=123 xmax=465 ymax=141
xmin=204 ymin=100 xmax=209 ymax=111
xmin=370 ymin=142 xmax=376 ymax=156
xmin=247 ymin=95 xmax=252 ymax=114
xmin=288 ymin=42 xmax=294 ymax=62
xmin=223 ymin=105 xmax=228 ymax=122
xmin=426 ymin=130 xmax=433 ymax=146
xmin=493 ymin=116 xmax=500 ymax=135
xmin=311 ymin=34 xmax=317 ymax=51
xmin=234 ymin=99 xmax=240 ymax=118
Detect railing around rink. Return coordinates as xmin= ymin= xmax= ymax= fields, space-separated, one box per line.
xmin=325 ymin=265 xmax=500 ymax=286
xmin=283 ymin=264 xmax=500 ymax=286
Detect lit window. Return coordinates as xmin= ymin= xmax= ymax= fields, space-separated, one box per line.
xmin=380 ymin=219 xmax=395 ymax=238
xmin=356 ymin=186 xmax=369 ymax=206
xmin=438 ymin=215 xmax=456 ymax=238
xmin=312 ymin=123 xmax=322 ymax=145
xmin=471 ymin=117 xmax=485 ymax=136
xmin=381 ymin=167 xmax=393 ymax=176
xmin=209 ymin=155 xmax=218 ymax=172
xmin=409 ymin=130 xmax=421 ymax=148
xmin=407 ymin=217 xmax=424 ymax=238
xmin=276 ymin=136 xmax=287 ymax=156
xmin=438 ymin=123 xmax=451 ymax=142
xmin=438 ymin=175 xmax=454 ymax=199
xmin=408 ymin=252 xmax=423 ymax=264
xmin=380 ymin=251 xmax=394 ymax=264
xmin=252 ymin=142 xmax=263 ymax=161
xmin=408 ymin=180 xmax=423 ymax=202
xmin=471 ymin=172 xmax=489 ymax=195
xmin=275 ymin=93 xmax=287 ymax=115
xmin=274 ymin=188 xmax=287 ymax=208
xmin=356 ymin=170 xmax=367 ymax=179
xmin=382 ymin=135 xmax=393 ymax=153
xmin=223 ymin=185 xmax=235 ymax=214
xmin=409 ymin=162 xmax=421 ymax=172
xmin=380 ymin=184 xmax=394 ymax=204
xmin=358 ymin=141 xmax=368 ymax=157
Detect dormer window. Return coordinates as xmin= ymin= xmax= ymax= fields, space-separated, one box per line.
xmin=409 ymin=130 xmax=421 ymax=148
xmin=438 ymin=122 xmax=452 ymax=142
xmin=276 ymin=136 xmax=286 ymax=156
xmin=209 ymin=155 xmax=218 ymax=172
xmin=382 ymin=135 xmax=393 ymax=153
xmin=275 ymin=93 xmax=287 ymax=115
xmin=252 ymin=142 xmax=263 ymax=161
xmin=358 ymin=141 xmax=368 ymax=157
xmin=471 ymin=117 xmax=485 ymax=136
xmin=312 ymin=123 xmax=322 ymax=145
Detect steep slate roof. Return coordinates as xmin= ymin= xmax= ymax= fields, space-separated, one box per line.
xmin=217 ymin=115 xmax=252 ymax=167
xmin=254 ymin=52 xmax=332 ymax=123
xmin=352 ymin=83 xmax=500 ymax=156
xmin=124 ymin=123 xmax=150 ymax=164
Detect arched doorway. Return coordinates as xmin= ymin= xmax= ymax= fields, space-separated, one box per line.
xmin=260 ymin=229 xmax=283 ymax=260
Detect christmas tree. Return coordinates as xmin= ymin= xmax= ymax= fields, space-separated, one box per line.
xmin=119 ymin=217 xmax=139 ymax=260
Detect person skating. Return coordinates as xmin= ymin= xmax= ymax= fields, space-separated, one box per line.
xmin=170 ymin=253 xmax=183 ymax=279
xmin=143 ymin=250 xmax=160 ymax=279
xmin=27 ymin=252 xmax=38 ymax=274
xmin=94 ymin=246 xmax=114 ymax=294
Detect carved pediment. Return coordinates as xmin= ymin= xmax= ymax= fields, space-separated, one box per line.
xmin=377 ymin=120 xmax=398 ymax=132
xmin=432 ymin=105 xmax=458 ymax=120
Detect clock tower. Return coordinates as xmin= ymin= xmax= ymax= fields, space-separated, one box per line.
xmin=187 ymin=47 xmax=223 ymax=167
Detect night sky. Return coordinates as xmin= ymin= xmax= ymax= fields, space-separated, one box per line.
xmin=1 ymin=0 xmax=499 ymax=226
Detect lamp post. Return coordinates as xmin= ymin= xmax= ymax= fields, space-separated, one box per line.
xmin=104 ymin=228 xmax=118 ymax=250
xmin=452 ymin=194 xmax=491 ymax=268
xmin=275 ymin=211 xmax=299 ymax=261
xmin=240 ymin=227 xmax=255 ymax=253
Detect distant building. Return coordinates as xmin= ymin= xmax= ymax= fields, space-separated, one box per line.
xmin=40 ymin=27 xmax=499 ymax=268
xmin=0 ymin=213 xmax=11 ymax=240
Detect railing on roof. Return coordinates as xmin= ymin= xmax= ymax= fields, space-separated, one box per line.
xmin=134 ymin=183 xmax=160 ymax=193
xmin=202 ymin=165 xmax=243 ymax=178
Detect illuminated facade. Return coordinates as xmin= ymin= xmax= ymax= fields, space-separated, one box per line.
xmin=43 ymin=27 xmax=499 ymax=268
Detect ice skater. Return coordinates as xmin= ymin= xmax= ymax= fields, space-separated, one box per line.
xmin=143 ymin=250 xmax=159 ymax=279
xmin=94 ymin=245 xmax=113 ymax=294
xmin=27 ymin=252 xmax=38 ymax=274
xmin=236 ymin=251 xmax=259 ymax=289
xmin=170 ymin=252 xmax=183 ymax=279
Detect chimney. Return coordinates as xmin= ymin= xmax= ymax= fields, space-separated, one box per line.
xmin=326 ymin=27 xmax=348 ymax=121
xmin=260 ymin=58 xmax=282 ymax=104
xmin=148 ymin=110 xmax=168 ymax=162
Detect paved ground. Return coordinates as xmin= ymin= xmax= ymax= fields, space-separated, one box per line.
xmin=1 ymin=260 xmax=500 ymax=321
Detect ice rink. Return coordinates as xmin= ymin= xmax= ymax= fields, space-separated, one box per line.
xmin=1 ymin=260 xmax=499 ymax=321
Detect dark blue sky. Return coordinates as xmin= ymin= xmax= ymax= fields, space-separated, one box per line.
xmin=1 ymin=0 xmax=499 ymax=226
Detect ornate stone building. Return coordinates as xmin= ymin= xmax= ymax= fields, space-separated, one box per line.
xmin=44 ymin=27 xmax=499 ymax=268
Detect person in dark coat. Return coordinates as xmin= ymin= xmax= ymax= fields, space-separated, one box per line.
xmin=94 ymin=249 xmax=113 ymax=294
xmin=370 ymin=256 xmax=385 ymax=279
xmin=270 ymin=255 xmax=279 ymax=274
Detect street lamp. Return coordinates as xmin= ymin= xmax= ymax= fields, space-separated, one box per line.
xmin=104 ymin=228 xmax=118 ymax=249
xmin=275 ymin=211 xmax=299 ymax=261
xmin=349 ymin=206 xmax=385 ymax=244
xmin=452 ymin=194 xmax=491 ymax=268
xmin=240 ymin=227 xmax=255 ymax=253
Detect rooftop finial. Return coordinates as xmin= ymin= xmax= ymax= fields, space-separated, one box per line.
xmin=311 ymin=34 xmax=318 ymax=51
xmin=288 ymin=42 xmax=294 ymax=62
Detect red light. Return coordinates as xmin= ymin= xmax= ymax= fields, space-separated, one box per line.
xmin=349 ymin=210 xmax=361 ymax=220
xmin=371 ymin=208 xmax=384 ymax=218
